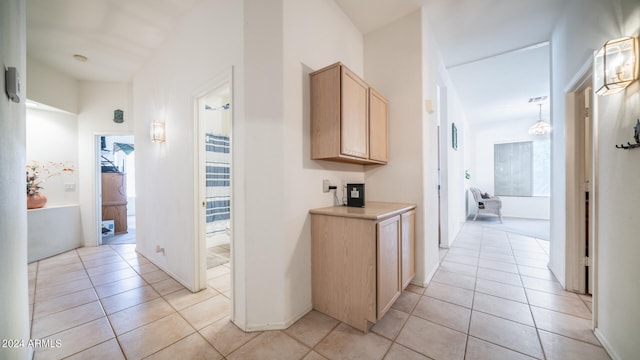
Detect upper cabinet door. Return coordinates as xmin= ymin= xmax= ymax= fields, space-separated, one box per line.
xmin=340 ymin=66 xmax=369 ymax=159
xmin=369 ymin=88 xmax=388 ymax=163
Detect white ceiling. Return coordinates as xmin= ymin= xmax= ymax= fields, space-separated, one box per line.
xmin=27 ymin=0 xmax=568 ymax=124
xmin=334 ymin=0 xmax=568 ymax=124
xmin=27 ymin=0 xmax=199 ymax=82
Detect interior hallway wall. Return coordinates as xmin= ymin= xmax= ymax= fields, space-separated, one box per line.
xmin=133 ymin=0 xmax=243 ymax=299
xmin=77 ymin=81 xmax=133 ymax=246
xmin=133 ymin=0 xmax=366 ymax=330
xmin=26 ymin=56 xmax=78 ymax=114
xmin=363 ymin=10 xmax=428 ymax=283
xmin=442 ymin=76 xmax=468 ymax=246
xmin=550 ymin=0 xmax=640 ymax=358
xmin=363 ymin=9 xmax=461 ymax=285
xmin=0 ymin=0 xmax=30 ymax=359
xmin=26 ymin=107 xmax=80 ymax=206
xmin=282 ymin=0 xmax=365 ymax=327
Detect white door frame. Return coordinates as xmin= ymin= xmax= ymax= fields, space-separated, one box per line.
xmin=93 ymin=133 xmax=135 ymax=246
xmin=564 ymin=57 xmax=598 ymax=316
xmin=193 ymin=68 xmax=234 ymax=314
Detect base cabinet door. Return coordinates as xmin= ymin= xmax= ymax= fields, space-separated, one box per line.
xmin=376 ymin=215 xmax=401 ymax=319
xmin=401 ymin=209 xmax=416 ymax=288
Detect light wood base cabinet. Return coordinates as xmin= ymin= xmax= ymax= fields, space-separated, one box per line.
xmin=310 ymin=202 xmax=416 ymax=332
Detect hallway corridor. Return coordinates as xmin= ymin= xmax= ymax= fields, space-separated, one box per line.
xmin=28 ymin=222 xmax=608 ymax=359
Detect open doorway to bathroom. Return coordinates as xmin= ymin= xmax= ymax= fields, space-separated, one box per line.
xmin=196 ymin=72 xmax=232 ymax=299
xmin=98 ymin=135 xmax=136 ymax=245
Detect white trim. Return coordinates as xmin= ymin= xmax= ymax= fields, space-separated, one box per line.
xmin=594 ymin=328 xmax=618 ymax=360
xmin=564 ymin=55 xmax=594 ymax=93
xmin=564 ymin=56 xmax=594 ymax=295
xmin=237 ymin=305 xmax=313 ymax=332
xmin=419 ymin=260 xmax=440 ymax=287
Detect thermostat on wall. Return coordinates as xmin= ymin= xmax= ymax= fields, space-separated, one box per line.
xmin=5 ymin=67 xmax=21 ymax=103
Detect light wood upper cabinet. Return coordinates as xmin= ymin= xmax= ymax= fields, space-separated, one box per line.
xmin=369 ymin=88 xmax=388 ymax=163
xmin=310 ymin=62 xmax=388 ymax=165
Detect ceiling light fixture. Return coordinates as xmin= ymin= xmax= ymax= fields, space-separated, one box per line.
xmin=73 ymin=54 xmax=88 ymax=62
xmin=528 ymin=104 xmax=551 ymax=136
xmin=594 ymin=36 xmax=638 ymax=96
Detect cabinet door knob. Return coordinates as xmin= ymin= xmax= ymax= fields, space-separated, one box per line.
xmin=202 ymin=201 xmax=206 ymax=207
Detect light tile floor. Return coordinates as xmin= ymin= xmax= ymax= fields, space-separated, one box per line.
xmin=29 ymin=222 xmax=610 ymax=359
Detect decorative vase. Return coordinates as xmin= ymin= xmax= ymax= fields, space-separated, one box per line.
xmin=27 ymin=193 xmax=47 ymax=209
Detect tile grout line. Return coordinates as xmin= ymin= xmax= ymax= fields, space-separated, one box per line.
xmin=79 ymin=246 xmax=129 ymax=359
xmin=110 ymin=244 xmax=234 ymax=359
xmin=507 ymin=231 xmax=548 ymax=360
xmin=107 ymin=244 xmax=198 ymax=359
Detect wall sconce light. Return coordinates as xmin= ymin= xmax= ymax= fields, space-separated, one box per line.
xmin=594 ymin=36 xmax=638 ymax=96
xmin=150 ymin=121 xmax=166 ymax=143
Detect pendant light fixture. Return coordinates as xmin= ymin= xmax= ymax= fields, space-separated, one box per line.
xmin=528 ymin=104 xmax=551 ymax=136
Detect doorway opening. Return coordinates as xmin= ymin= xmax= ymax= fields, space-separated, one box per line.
xmin=196 ymin=72 xmax=233 ymax=303
xmin=565 ymin=59 xmax=596 ymax=297
xmin=97 ymin=135 xmax=136 ymax=245
xmin=437 ymin=84 xmax=450 ymax=248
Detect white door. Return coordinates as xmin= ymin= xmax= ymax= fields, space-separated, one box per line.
xmin=195 ymin=72 xmax=233 ymax=300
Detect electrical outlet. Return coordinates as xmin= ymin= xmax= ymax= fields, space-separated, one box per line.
xmin=323 ymin=179 xmax=330 ymax=193
xmin=64 ymin=183 xmax=76 ymax=192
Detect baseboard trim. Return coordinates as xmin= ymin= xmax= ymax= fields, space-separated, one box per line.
xmin=237 ymin=305 xmax=314 ymax=332
xmin=594 ymin=328 xmax=619 ymax=360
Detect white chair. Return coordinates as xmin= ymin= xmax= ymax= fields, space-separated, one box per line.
xmin=470 ymin=187 xmax=503 ymax=223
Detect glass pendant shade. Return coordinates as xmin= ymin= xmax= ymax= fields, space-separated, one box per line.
xmin=528 ymin=104 xmax=551 ymax=136
xmin=594 ymin=36 xmax=638 ymax=96
xmin=528 ymin=119 xmax=552 ymax=136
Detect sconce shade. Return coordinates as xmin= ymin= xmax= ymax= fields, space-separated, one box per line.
xmin=150 ymin=121 xmax=166 ymax=143
xmin=594 ymin=36 xmax=638 ymax=96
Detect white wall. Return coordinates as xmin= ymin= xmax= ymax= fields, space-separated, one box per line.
xmin=26 ymin=107 xmax=79 ymax=206
xmin=363 ymin=9 xmax=442 ymax=286
xmin=0 ymin=0 xmax=30 ymax=359
xmin=26 ymin=56 xmax=78 ymax=114
xmin=133 ymin=0 xmax=366 ymax=331
xmin=282 ymin=0 xmax=365 ymax=328
xmin=469 ymin=118 xmax=550 ymax=220
xmin=363 ymin=10 xmax=426 ymax=282
xmin=442 ymin=76 xmax=469 ymax=246
xmin=133 ymin=0 xmax=245 ymax=321
xmin=77 ymin=81 xmax=133 ymax=246
xmin=242 ymin=0 xmax=288 ymax=329
xmin=550 ymin=0 xmax=640 ymax=358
